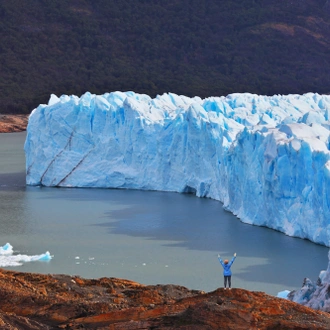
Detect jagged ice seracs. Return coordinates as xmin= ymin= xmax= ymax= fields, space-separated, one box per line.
xmin=24 ymin=91 xmax=330 ymax=246
xmin=281 ymin=250 xmax=330 ymax=312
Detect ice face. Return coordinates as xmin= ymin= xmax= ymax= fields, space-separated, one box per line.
xmin=287 ymin=250 xmax=330 ymax=312
xmin=24 ymin=92 xmax=330 ymax=246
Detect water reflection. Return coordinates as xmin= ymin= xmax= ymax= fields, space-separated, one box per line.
xmin=0 ymin=132 xmax=26 ymax=174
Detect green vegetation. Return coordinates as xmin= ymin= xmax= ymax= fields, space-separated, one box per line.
xmin=1 ymin=0 xmax=330 ymax=113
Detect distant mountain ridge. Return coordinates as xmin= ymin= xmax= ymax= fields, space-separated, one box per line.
xmin=1 ymin=0 xmax=330 ymax=113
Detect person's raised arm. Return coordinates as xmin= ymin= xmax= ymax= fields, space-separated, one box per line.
xmin=229 ymin=253 xmax=237 ymax=266
xmin=218 ymin=254 xmax=224 ymax=266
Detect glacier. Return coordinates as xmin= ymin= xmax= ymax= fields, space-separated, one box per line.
xmin=24 ymin=91 xmax=330 ymax=246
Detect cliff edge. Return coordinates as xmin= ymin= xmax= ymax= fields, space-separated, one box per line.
xmin=0 ymin=269 xmax=330 ymax=329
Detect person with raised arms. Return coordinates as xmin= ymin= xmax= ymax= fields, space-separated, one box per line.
xmin=218 ymin=253 xmax=237 ymax=289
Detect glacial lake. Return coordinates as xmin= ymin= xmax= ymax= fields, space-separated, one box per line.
xmin=0 ymin=132 xmax=328 ymax=296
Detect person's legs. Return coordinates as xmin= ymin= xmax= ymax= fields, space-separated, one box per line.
xmin=228 ymin=276 xmax=232 ymax=289
xmin=224 ymin=276 xmax=229 ymax=289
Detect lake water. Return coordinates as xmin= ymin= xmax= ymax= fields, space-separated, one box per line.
xmin=0 ymin=132 xmax=328 ymax=296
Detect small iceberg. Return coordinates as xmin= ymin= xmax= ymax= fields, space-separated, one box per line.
xmin=277 ymin=290 xmax=290 ymax=299
xmin=0 ymin=243 xmax=52 ymax=267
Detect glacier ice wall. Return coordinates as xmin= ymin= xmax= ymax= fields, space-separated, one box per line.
xmin=25 ymin=91 xmax=330 ymax=245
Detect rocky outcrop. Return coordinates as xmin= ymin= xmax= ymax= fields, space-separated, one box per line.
xmin=0 ymin=269 xmax=330 ymax=329
xmin=0 ymin=114 xmax=28 ymax=133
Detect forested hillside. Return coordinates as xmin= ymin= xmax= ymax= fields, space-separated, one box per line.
xmin=1 ymin=0 xmax=330 ymax=113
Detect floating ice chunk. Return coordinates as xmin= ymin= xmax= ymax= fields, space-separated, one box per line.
xmin=31 ymin=251 xmax=52 ymax=261
xmin=277 ymin=290 xmax=290 ymax=299
xmin=0 ymin=243 xmax=13 ymax=255
xmin=0 ymin=243 xmax=52 ymax=267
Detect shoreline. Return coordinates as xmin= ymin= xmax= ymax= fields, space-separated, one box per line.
xmin=0 ymin=114 xmax=29 ymax=133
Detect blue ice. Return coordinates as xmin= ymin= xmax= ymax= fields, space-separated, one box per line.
xmin=24 ymin=92 xmax=330 ymax=246
xmin=0 ymin=243 xmax=52 ymax=267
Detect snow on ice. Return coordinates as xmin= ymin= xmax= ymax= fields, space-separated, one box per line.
xmin=24 ymin=92 xmax=330 ymax=246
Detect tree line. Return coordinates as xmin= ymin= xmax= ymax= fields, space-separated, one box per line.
xmin=0 ymin=0 xmax=329 ymax=114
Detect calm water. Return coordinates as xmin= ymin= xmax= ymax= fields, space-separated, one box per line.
xmin=0 ymin=132 xmax=328 ymax=295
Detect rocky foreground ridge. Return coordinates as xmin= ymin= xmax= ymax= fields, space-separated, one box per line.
xmin=0 ymin=269 xmax=330 ymax=329
xmin=0 ymin=114 xmax=28 ymax=133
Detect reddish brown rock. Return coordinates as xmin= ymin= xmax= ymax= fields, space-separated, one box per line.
xmin=0 ymin=269 xmax=330 ymax=329
xmin=0 ymin=114 xmax=29 ymax=133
